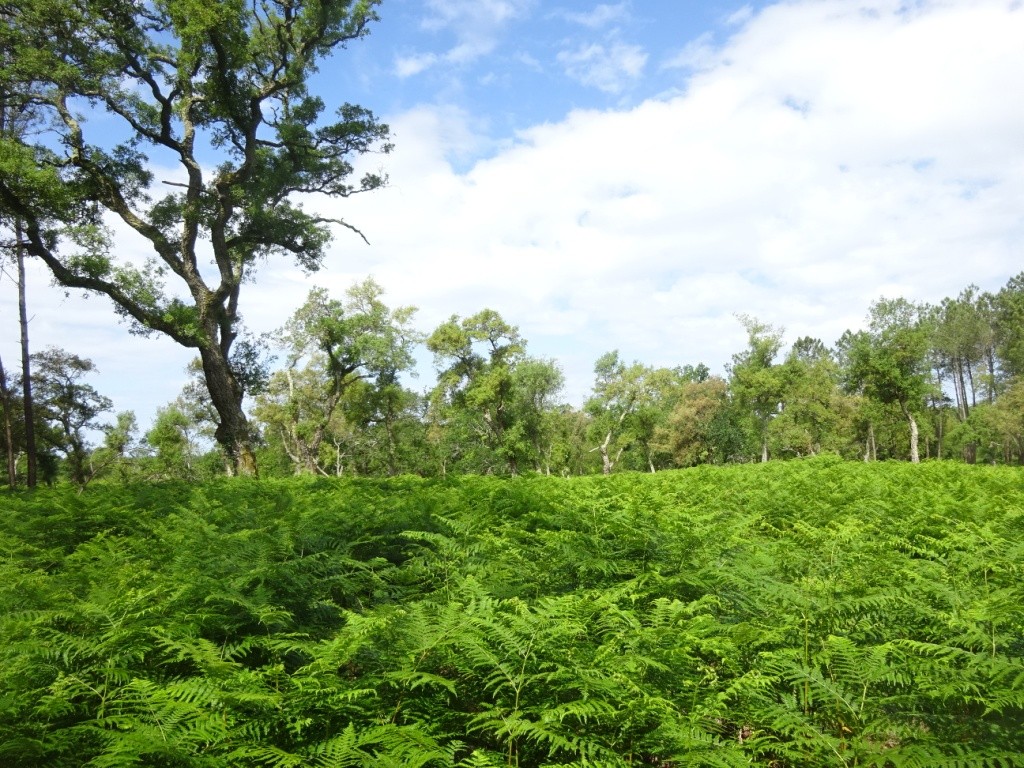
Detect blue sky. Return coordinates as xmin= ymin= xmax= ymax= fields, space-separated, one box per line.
xmin=344 ymin=1 xmax=759 ymax=126
xmin=2 ymin=0 xmax=1023 ymax=431
xmin=343 ymin=1 xmax=785 ymax=170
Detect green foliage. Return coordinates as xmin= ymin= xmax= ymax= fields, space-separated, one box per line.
xmin=838 ymin=299 xmax=934 ymax=462
xmin=144 ymin=403 xmax=216 ymax=481
xmin=585 ymin=351 xmax=682 ymax=474
xmin=426 ymin=311 xmax=564 ymax=476
xmin=255 ymin=279 xmax=422 ymax=477
xmin=770 ymin=338 xmax=853 ymax=459
xmin=0 ymin=0 xmax=392 ymax=472
xmin=840 ymin=299 xmax=932 ymax=410
xmin=728 ymin=315 xmax=785 ymax=461
xmin=994 ymin=273 xmax=1024 ymax=381
xmin=653 ymin=377 xmax=733 ymax=467
xmin=1 ymin=460 xmax=1023 ymax=766
xmin=930 ymin=286 xmax=997 ymax=419
xmin=29 ymin=347 xmax=113 ymax=486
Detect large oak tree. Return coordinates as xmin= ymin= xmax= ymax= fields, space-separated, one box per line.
xmin=0 ymin=0 xmax=390 ymax=473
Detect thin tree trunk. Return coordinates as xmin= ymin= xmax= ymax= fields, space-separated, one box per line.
xmin=277 ymin=426 xmax=305 ymax=475
xmin=600 ymin=430 xmax=612 ymax=475
xmin=384 ymin=402 xmax=398 ymax=476
xmin=864 ymin=422 xmax=876 ymax=462
xmin=333 ymin=438 xmax=343 ymax=476
xmin=900 ymin=402 xmax=920 ymax=464
xmin=967 ymin=362 xmax=977 ymax=408
xmin=909 ymin=415 xmax=919 ymax=463
xmin=1 ymin=93 xmax=36 ymax=487
xmin=16 ymin=220 xmax=36 ymax=487
xmin=955 ymin=356 xmax=968 ymax=421
xmin=0 ymin=353 xmax=15 ymax=487
xmin=0 ymin=102 xmax=14 ymax=487
xmin=986 ymin=348 xmax=996 ymax=403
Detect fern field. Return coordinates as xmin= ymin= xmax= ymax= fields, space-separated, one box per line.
xmin=1 ymin=458 xmax=1022 ymax=767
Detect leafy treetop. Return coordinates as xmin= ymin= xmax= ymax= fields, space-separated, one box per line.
xmin=0 ymin=0 xmax=391 ymax=474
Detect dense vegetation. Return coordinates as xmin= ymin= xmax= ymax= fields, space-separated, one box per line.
xmin=2 ymin=459 xmax=1022 ymax=766
xmin=4 ymin=274 xmax=1024 ymax=488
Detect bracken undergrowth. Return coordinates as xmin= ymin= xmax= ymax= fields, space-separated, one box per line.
xmin=1 ymin=457 xmax=1022 ymax=766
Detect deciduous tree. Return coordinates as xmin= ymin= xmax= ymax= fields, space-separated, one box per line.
xmin=145 ymin=402 xmax=210 ymax=479
xmin=503 ymin=358 xmax=565 ymax=473
xmin=255 ymin=279 xmax=419 ymax=476
xmin=653 ymin=377 xmax=731 ymax=467
xmin=838 ymin=299 xmax=932 ymax=463
xmin=87 ymin=410 xmax=141 ymax=484
xmin=31 ymin=347 xmax=112 ymax=485
xmin=427 ymin=310 xmax=530 ymax=475
xmin=584 ymin=351 xmax=652 ymax=474
xmin=770 ymin=337 xmax=849 ymax=458
xmin=0 ymin=0 xmax=391 ymax=474
xmin=728 ymin=315 xmax=784 ymax=462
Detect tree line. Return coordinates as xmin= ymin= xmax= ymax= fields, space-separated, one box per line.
xmin=2 ymin=273 xmax=1022 ymax=486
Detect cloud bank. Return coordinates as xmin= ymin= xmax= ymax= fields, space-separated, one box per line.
xmin=5 ymin=0 xmax=1022 ymax=424
xmin=327 ymin=0 xmax=1024 ymax=400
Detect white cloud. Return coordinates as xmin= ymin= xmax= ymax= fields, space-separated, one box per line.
xmin=726 ymin=5 xmax=754 ymax=26
xmin=422 ymin=0 xmax=531 ymax=32
xmin=392 ymin=0 xmax=534 ymax=77
xmin=558 ymin=2 xmax=632 ymax=29
xmin=662 ymin=31 xmax=717 ymax=72
xmin=334 ymin=0 xmax=1024 ymax=400
xmin=6 ymin=0 xmax=1023 ymax=420
xmin=407 ymin=0 xmax=535 ymax=72
xmin=394 ymin=52 xmax=438 ymax=78
xmin=557 ymin=40 xmax=647 ymax=93
xmin=515 ymin=51 xmax=543 ymax=71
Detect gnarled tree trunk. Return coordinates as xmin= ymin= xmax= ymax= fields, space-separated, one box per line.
xmin=199 ymin=344 xmax=257 ymax=477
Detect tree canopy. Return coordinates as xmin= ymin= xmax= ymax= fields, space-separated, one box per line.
xmin=256 ymin=279 xmax=419 ymax=476
xmin=0 ymin=0 xmax=391 ymax=474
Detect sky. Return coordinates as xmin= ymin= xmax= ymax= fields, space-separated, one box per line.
xmin=2 ymin=0 xmax=1023 ymax=431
